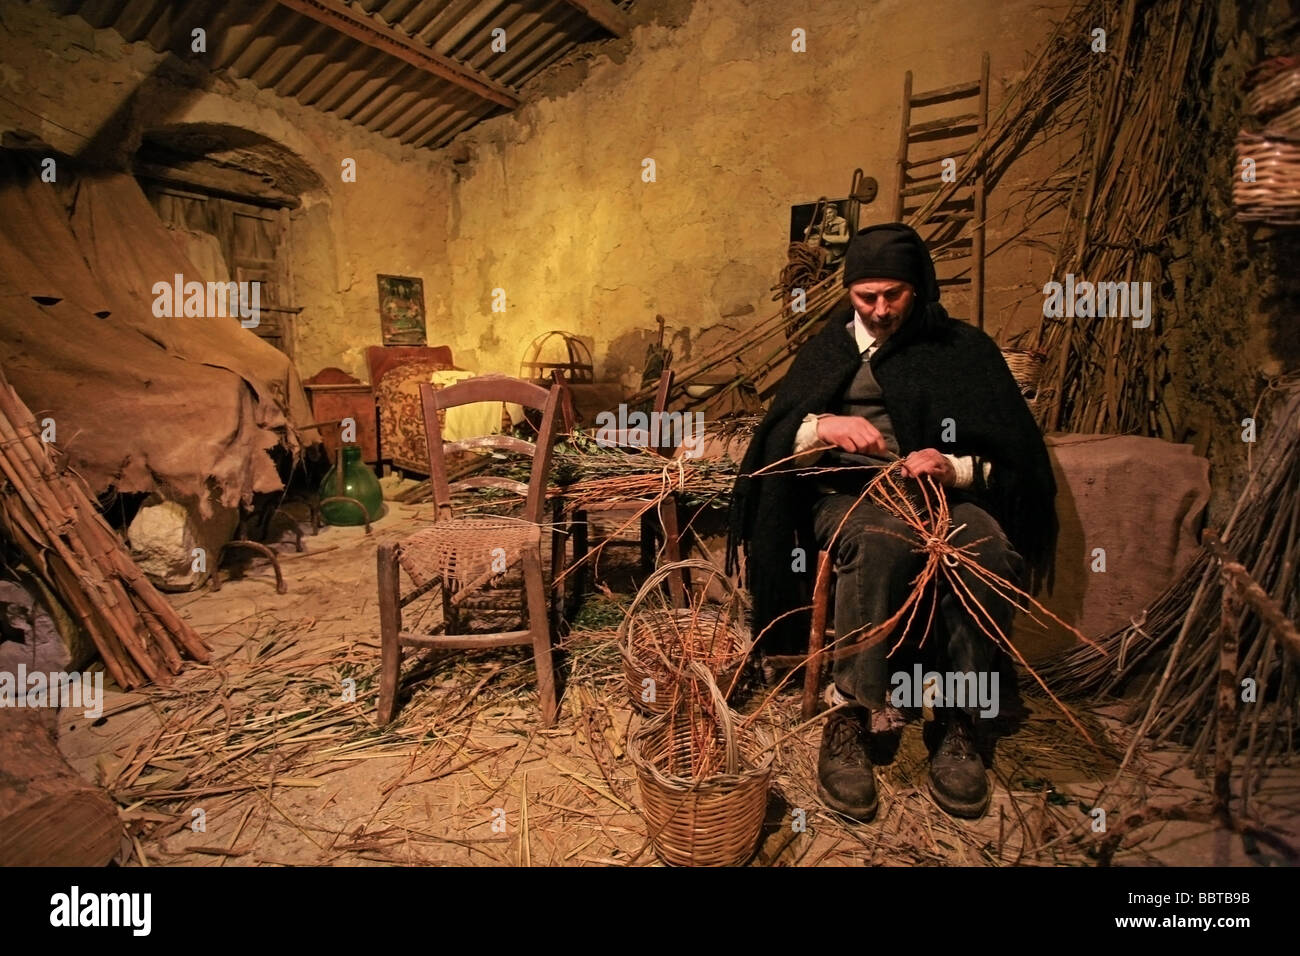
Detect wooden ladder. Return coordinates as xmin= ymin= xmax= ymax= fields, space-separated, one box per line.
xmin=893 ymin=53 xmax=990 ymax=329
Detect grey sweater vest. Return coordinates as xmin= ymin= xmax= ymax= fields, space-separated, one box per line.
xmin=816 ymin=354 xmax=902 ymax=494
xmin=836 ymin=353 xmax=901 ymax=457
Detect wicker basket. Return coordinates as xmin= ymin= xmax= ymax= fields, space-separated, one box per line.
xmin=629 ymin=664 xmax=774 ymax=867
xmin=618 ymin=560 xmax=752 ymax=715
xmin=1246 ymin=56 xmax=1300 ymax=134
xmin=1001 ymin=348 xmax=1046 ymax=402
xmin=1234 ymin=132 xmax=1300 ymax=226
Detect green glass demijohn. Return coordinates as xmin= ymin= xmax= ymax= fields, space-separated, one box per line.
xmin=319 ymin=445 xmax=383 ymax=525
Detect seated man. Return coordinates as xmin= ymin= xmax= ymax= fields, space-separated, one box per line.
xmin=726 ymin=223 xmax=1057 ymax=821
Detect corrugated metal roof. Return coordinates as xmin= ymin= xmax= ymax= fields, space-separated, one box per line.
xmin=44 ymin=0 xmax=637 ymax=150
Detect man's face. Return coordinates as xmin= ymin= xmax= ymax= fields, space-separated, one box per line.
xmin=848 ymin=278 xmax=915 ymax=344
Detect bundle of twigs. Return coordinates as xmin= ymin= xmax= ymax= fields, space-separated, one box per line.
xmin=1031 ymin=0 xmax=1218 ymax=435
xmin=553 ymin=453 xmax=737 ymax=511
xmin=772 ymin=241 xmax=832 ymax=345
xmin=0 ymin=367 xmax=208 ymax=688
xmin=1040 ymin=378 xmax=1300 ymax=776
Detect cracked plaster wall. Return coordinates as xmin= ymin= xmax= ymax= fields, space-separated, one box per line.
xmin=433 ymin=0 xmax=1073 ymax=386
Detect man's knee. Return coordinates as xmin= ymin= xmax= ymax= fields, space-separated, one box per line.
xmin=834 ymin=517 xmax=919 ymax=579
xmin=948 ymin=504 xmax=1023 ymax=582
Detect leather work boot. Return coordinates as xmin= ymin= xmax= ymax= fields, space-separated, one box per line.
xmin=817 ymin=704 xmax=879 ymax=822
xmin=928 ymin=712 xmax=991 ymax=818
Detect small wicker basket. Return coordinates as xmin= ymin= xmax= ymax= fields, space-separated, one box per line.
xmin=1001 ymin=348 xmax=1047 ymax=403
xmin=629 ymin=664 xmax=774 ymax=867
xmin=618 ymin=560 xmax=752 ymax=715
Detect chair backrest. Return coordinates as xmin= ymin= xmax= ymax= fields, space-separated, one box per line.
xmin=418 ymin=374 xmax=561 ymax=524
xmin=593 ymin=368 xmax=677 ymax=453
xmin=549 ymin=369 xmax=579 ymax=432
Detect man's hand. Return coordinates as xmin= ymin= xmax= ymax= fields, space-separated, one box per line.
xmin=901 ymin=448 xmax=956 ymax=486
xmin=816 ymin=415 xmax=888 ymax=457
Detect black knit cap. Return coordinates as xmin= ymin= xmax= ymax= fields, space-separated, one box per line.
xmin=841 ymin=222 xmax=940 ymax=304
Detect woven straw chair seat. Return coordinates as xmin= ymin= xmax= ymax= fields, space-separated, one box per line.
xmin=399 ymin=516 xmax=541 ymax=594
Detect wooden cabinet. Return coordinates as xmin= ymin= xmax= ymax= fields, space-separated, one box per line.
xmin=303 ymin=368 xmax=379 ymax=464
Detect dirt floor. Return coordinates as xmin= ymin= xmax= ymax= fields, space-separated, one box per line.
xmin=55 ymin=497 xmax=1299 ymax=867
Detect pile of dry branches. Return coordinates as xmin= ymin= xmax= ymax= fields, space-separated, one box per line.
xmin=0 ymin=368 xmax=208 ymax=688
xmin=1041 ymin=378 xmax=1300 ymax=785
xmin=1030 ymin=0 xmax=1218 ymax=434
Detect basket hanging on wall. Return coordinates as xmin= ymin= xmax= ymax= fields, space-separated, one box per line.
xmin=1001 ymin=347 xmax=1047 ymax=410
xmin=1234 ymin=56 xmax=1300 ymax=227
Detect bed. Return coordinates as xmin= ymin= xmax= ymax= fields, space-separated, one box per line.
xmin=366 ymin=346 xmax=518 ymax=475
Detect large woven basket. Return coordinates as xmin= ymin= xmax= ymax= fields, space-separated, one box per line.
xmin=618 ymin=559 xmax=752 ymax=715
xmin=629 ymin=664 xmax=774 ymax=867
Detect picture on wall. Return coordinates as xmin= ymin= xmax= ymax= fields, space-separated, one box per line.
xmin=789 ymin=198 xmax=852 ymax=267
xmin=377 ymin=274 xmax=427 ymax=346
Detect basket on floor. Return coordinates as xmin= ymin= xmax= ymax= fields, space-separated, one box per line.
xmin=618 ymin=559 xmax=752 ymax=715
xmin=629 ymin=664 xmax=773 ymax=867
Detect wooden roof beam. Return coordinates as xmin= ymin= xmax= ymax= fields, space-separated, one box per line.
xmin=561 ymin=0 xmax=632 ymax=38
xmin=274 ymin=0 xmax=520 ymax=109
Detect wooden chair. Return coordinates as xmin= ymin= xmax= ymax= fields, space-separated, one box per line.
xmin=567 ymin=369 xmax=686 ymax=607
xmin=762 ymin=548 xmax=835 ymax=720
xmin=803 ymin=550 xmax=836 ymax=719
xmin=377 ymin=375 xmax=565 ymax=725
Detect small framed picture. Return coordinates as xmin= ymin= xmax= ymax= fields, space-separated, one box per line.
xmin=377 ymin=274 xmax=427 ymax=346
xmin=789 ymin=198 xmax=852 ymax=266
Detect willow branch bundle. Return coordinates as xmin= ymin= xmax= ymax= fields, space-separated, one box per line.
xmin=1030 ymin=0 xmax=1218 ymax=435
xmin=0 ymin=367 xmax=209 ymax=688
xmin=553 ymin=453 xmax=737 ymax=511
xmin=1040 ymin=379 xmax=1300 ymax=775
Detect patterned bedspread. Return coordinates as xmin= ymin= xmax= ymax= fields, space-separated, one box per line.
xmin=373 ymin=361 xmax=518 ymax=474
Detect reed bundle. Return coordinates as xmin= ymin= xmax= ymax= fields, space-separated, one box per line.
xmin=1031 ymin=0 xmax=1219 ymax=435
xmin=0 ymin=367 xmax=208 ymax=688
xmin=1040 ymin=378 xmax=1300 ymax=789
xmin=552 ymin=453 xmax=737 ymax=511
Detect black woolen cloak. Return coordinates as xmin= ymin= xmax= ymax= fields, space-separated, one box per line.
xmin=725 ymin=297 xmax=1058 ymax=654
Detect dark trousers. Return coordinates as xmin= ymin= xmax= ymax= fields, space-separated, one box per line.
xmin=811 ymin=489 xmax=1025 ymax=722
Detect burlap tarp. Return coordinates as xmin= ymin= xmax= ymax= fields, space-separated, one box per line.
xmin=0 ymin=151 xmax=312 ymax=514
xmin=1013 ymin=433 xmax=1209 ymax=659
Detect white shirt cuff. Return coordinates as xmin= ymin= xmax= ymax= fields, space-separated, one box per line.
xmin=793 ymin=414 xmax=827 ymax=462
xmin=943 ymin=454 xmax=992 ymax=489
